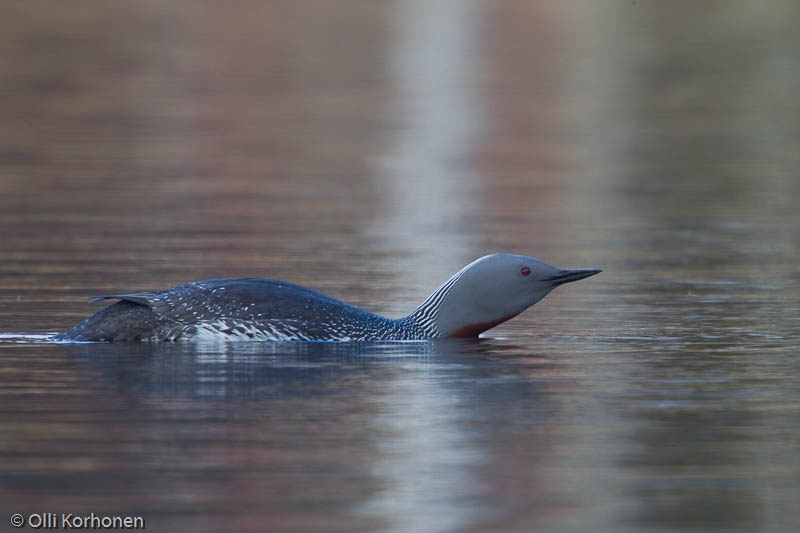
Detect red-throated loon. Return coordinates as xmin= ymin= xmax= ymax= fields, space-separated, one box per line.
xmin=54 ymin=253 xmax=601 ymax=342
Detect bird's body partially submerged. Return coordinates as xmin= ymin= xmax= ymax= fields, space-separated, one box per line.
xmin=54 ymin=253 xmax=601 ymax=342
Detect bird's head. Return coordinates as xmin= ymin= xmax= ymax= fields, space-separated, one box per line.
xmin=409 ymin=253 xmax=601 ymax=338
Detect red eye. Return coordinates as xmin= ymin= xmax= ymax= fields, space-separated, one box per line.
xmin=520 ymin=266 xmax=531 ymax=276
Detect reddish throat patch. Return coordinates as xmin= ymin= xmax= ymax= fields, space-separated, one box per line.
xmin=447 ymin=314 xmax=517 ymax=338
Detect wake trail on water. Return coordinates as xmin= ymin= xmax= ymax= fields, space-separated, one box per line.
xmin=0 ymin=333 xmax=58 ymax=343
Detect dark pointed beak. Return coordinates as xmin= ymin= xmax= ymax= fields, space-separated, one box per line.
xmin=547 ymin=268 xmax=602 ymax=286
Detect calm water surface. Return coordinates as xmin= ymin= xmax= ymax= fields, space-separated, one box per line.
xmin=2 ymin=2 xmax=800 ymax=532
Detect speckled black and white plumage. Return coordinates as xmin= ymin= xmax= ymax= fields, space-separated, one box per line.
xmin=55 ymin=253 xmax=601 ymax=342
xmin=56 ymin=279 xmax=430 ymax=342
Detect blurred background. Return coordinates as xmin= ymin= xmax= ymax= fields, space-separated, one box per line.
xmin=1 ymin=1 xmax=799 ymax=532
xmin=1 ymin=0 xmax=795 ymax=324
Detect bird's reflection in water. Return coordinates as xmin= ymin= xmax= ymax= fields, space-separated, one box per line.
xmin=63 ymin=338 xmax=506 ymax=400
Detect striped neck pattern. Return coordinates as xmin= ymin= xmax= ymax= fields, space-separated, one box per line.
xmin=402 ymin=266 xmax=469 ymax=338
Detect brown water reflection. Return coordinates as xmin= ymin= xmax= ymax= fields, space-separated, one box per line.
xmin=2 ymin=1 xmax=800 ymax=532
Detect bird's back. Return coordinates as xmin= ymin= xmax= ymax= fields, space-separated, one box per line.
xmin=57 ymin=278 xmax=398 ymax=341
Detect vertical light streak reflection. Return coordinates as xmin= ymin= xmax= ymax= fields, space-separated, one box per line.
xmin=370 ymin=0 xmax=485 ymax=283
xmin=361 ymin=1 xmax=487 ymax=531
